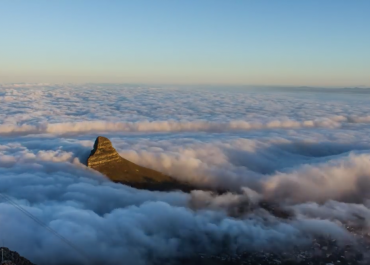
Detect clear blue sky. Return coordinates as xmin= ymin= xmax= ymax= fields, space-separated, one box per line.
xmin=1 ymin=0 xmax=369 ymax=86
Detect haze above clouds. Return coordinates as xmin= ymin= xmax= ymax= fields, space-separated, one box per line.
xmin=1 ymin=84 xmax=370 ymax=264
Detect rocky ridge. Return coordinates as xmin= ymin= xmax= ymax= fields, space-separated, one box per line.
xmin=0 ymin=247 xmax=35 ymax=265
xmin=87 ymin=136 xmax=193 ymax=191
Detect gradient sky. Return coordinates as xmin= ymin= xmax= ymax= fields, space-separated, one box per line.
xmin=1 ymin=0 xmax=369 ymax=86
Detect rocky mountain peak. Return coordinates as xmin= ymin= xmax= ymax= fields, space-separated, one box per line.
xmin=87 ymin=136 xmax=121 ymax=167
xmin=86 ymin=136 xmax=193 ymax=192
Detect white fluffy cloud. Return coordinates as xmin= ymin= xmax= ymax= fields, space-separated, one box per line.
xmin=0 ymin=84 xmax=370 ymax=264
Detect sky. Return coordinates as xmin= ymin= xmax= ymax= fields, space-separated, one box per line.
xmin=0 ymin=0 xmax=369 ymax=86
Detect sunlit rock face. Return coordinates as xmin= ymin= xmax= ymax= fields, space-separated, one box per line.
xmin=87 ymin=136 xmax=121 ymax=167
xmin=87 ymin=136 xmax=193 ymax=191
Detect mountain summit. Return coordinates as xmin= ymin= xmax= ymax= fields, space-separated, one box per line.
xmin=87 ymin=136 xmax=193 ymax=191
xmin=87 ymin=136 xmax=121 ymax=167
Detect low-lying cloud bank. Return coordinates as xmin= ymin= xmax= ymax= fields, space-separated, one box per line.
xmin=1 ymin=114 xmax=370 ymax=136
xmin=0 ymin=84 xmax=370 ymax=265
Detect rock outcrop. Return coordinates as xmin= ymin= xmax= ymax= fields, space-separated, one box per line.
xmin=87 ymin=136 xmax=121 ymax=167
xmin=87 ymin=136 xmax=193 ymax=191
xmin=0 ymin=247 xmax=35 ymax=265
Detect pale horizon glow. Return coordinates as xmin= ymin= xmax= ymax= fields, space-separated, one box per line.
xmin=1 ymin=0 xmax=369 ymax=87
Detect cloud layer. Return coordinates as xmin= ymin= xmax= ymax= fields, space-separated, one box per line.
xmin=0 ymin=84 xmax=370 ymax=264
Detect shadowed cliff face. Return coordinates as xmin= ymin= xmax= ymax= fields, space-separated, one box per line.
xmin=87 ymin=136 xmax=194 ymax=191
xmin=0 ymin=247 xmax=35 ymax=265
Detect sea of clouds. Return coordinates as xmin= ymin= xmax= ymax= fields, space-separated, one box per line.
xmin=0 ymin=84 xmax=370 ymax=265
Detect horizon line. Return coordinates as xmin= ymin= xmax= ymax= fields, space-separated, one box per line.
xmin=1 ymin=82 xmax=369 ymax=90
